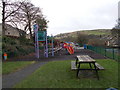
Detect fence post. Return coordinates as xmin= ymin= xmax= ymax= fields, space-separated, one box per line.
xmin=95 ymin=47 xmax=97 ymax=52
xmin=96 ymin=46 xmax=98 ymax=53
xmin=105 ymin=47 xmax=106 ymax=57
xmin=112 ymin=48 xmax=114 ymax=60
xmin=98 ymin=47 xmax=100 ymax=54
xmin=91 ymin=46 xmax=93 ymax=50
xmin=99 ymin=47 xmax=102 ymax=54
xmin=95 ymin=47 xmax=96 ymax=52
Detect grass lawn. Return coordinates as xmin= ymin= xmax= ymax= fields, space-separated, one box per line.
xmin=14 ymin=59 xmax=118 ymax=88
xmin=2 ymin=61 xmax=36 ymax=74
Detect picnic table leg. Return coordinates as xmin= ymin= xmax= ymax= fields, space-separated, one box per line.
xmin=89 ymin=63 xmax=92 ymax=69
xmin=76 ymin=62 xmax=80 ymax=77
xmin=76 ymin=58 xmax=78 ymax=66
xmin=93 ymin=63 xmax=99 ymax=80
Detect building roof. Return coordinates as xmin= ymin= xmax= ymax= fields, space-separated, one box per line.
xmin=0 ymin=23 xmax=26 ymax=33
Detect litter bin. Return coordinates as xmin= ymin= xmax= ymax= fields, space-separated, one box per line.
xmin=4 ymin=53 xmax=7 ymax=60
xmin=84 ymin=44 xmax=87 ymax=49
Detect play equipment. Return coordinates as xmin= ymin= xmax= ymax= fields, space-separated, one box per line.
xmin=67 ymin=46 xmax=74 ymax=54
xmin=63 ymin=42 xmax=74 ymax=54
xmin=33 ymin=24 xmax=54 ymax=58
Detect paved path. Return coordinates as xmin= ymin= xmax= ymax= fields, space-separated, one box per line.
xmin=2 ymin=48 xmax=107 ymax=88
xmin=5 ymin=48 xmax=107 ymax=61
xmin=2 ymin=62 xmax=47 ymax=88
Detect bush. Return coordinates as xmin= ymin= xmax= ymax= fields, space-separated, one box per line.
xmin=2 ymin=36 xmax=34 ymax=59
xmin=19 ymin=37 xmax=34 ymax=46
xmin=77 ymin=33 xmax=88 ymax=45
xmin=87 ymin=39 xmax=106 ymax=47
xmin=2 ymin=36 xmax=20 ymax=45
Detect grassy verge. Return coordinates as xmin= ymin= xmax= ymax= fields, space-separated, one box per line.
xmin=2 ymin=61 xmax=36 ymax=74
xmin=14 ymin=59 xmax=118 ymax=88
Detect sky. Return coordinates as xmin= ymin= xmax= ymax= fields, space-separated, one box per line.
xmin=30 ymin=0 xmax=119 ymax=36
xmin=0 ymin=0 xmax=119 ymax=35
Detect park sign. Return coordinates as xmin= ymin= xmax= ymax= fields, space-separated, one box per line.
xmin=38 ymin=31 xmax=46 ymax=42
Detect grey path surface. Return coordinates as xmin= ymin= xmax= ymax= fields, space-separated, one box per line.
xmin=2 ymin=48 xmax=108 ymax=88
xmin=2 ymin=62 xmax=47 ymax=88
xmin=5 ymin=48 xmax=107 ymax=61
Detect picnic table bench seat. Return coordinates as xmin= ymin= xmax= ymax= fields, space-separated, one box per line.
xmin=95 ymin=63 xmax=104 ymax=70
xmin=71 ymin=62 xmax=104 ymax=70
xmin=71 ymin=61 xmax=104 ymax=70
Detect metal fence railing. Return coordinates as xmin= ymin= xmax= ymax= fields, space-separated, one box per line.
xmin=86 ymin=45 xmax=120 ymax=61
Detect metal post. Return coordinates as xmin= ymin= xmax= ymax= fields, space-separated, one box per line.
xmin=113 ymin=48 xmax=114 ymax=59
xmin=100 ymin=47 xmax=102 ymax=54
xmin=105 ymin=47 xmax=106 ymax=57
xmin=96 ymin=47 xmax=97 ymax=52
xmin=51 ymin=34 xmax=54 ymax=56
xmin=36 ymin=31 xmax=39 ymax=58
xmin=44 ymin=42 xmax=46 ymax=57
xmin=45 ymin=31 xmax=48 ymax=57
xmin=34 ymin=24 xmax=39 ymax=58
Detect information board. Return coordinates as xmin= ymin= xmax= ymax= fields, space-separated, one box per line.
xmin=38 ymin=31 xmax=46 ymax=42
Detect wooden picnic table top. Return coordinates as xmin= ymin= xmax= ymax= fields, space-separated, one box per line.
xmin=76 ymin=55 xmax=96 ymax=63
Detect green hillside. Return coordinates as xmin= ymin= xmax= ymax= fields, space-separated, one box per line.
xmin=80 ymin=29 xmax=111 ymax=35
xmin=55 ymin=29 xmax=111 ymax=39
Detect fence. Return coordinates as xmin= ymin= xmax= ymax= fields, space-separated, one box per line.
xmin=86 ymin=45 xmax=120 ymax=61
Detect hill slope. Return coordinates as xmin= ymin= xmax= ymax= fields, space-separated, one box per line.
xmin=55 ymin=29 xmax=111 ymax=39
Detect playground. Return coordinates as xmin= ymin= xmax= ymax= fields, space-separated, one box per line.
xmin=1 ymin=0 xmax=120 ymax=89
xmin=2 ymin=47 xmax=118 ymax=88
xmin=2 ymin=24 xmax=119 ymax=89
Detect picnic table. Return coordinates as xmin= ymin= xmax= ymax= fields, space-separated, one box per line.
xmin=72 ymin=55 xmax=104 ymax=80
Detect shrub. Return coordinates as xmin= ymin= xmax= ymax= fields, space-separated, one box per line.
xmin=2 ymin=36 xmax=34 ymax=59
xmin=2 ymin=36 xmax=20 ymax=45
xmin=77 ymin=33 xmax=88 ymax=45
xmin=87 ymin=39 xmax=106 ymax=47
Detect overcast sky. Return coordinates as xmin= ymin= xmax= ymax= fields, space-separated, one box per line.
xmin=31 ymin=0 xmax=119 ymax=35
xmin=32 ymin=0 xmax=120 ymax=35
xmin=1 ymin=0 xmax=119 ymax=35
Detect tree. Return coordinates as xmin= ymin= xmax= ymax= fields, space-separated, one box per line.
xmin=35 ymin=17 xmax=49 ymax=31
xmin=76 ymin=33 xmax=88 ymax=45
xmin=1 ymin=0 xmax=23 ymax=35
xmin=111 ymin=18 xmax=120 ymax=47
xmin=87 ymin=38 xmax=106 ymax=47
xmin=1 ymin=0 xmax=48 ymax=41
xmin=11 ymin=1 xmax=43 ymax=40
xmin=111 ymin=18 xmax=120 ymax=34
xmin=2 ymin=1 xmax=5 ymax=35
